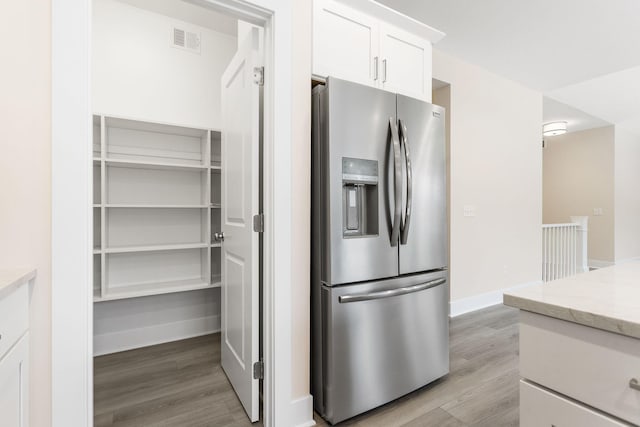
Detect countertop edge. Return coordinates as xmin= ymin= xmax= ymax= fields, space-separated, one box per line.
xmin=0 ymin=268 xmax=36 ymax=300
xmin=503 ymin=292 xmax=640 ymax=340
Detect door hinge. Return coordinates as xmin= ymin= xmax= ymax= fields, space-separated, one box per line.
xmin=253 ymin=213 xmax=264 ymax=233
xmin=253 ymin=360 xmax=264 ymax=379
xmin=253 ymin=66 xmax=264 ymax=86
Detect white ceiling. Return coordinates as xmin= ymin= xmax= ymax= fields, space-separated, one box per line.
xmin=115 ymin=0 xmax=238 ymax=35
xmin=379 ymin=0 xmax=640 ymax=135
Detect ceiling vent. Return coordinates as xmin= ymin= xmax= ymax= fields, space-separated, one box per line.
xmin=171 ymin=26 xmax=201 ymax=55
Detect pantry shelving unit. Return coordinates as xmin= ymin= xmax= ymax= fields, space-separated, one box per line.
xmin=92 ymin=114 xmax=223 ymax=302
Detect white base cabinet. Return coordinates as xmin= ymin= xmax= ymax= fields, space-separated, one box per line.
xmin=0 ymin=334 xmax=29 ymax=427
xmin=313 ymin=0 xmax=442 ymax=101
xmin=518 ymin=311 xmax=640 ymax=426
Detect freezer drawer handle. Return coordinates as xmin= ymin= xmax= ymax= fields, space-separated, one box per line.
xmin=389 ymin=117 xmax=402 ymax=246
xmin=338 ymin=278 xmax=446 ymax=303
xmin=399 ymin=119 xmax=412 ymax=245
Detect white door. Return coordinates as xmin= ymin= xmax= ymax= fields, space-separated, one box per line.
xmin=220 ymin=27 xmax=261 ymax=422
xmin=313 ymin=0 xmax=380 ymax=87
xmin=379 ymin=22 xmax=432 ymax=101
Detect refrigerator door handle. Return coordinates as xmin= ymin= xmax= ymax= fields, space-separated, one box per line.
xmin=399 ymin=119 xmax=412 ymax=245
xmin=389 ymin=117 xmax=402 ymax=246
xmin=338 ymin=278 xmax=446 ymax=303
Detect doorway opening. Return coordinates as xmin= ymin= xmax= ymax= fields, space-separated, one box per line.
xmin=91 ymin=0 xmax=264 ymax=424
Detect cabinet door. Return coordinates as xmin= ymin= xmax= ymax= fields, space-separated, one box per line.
xmin=0 ymin=333 xmax=29 ymax=427
xmin=379 ymin=23 xmax=432 ymax=101
xmin=313 ymin=0 xmax=379 ymax=87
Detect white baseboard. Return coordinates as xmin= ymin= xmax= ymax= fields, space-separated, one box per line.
xmin=612 ymin=257 xmax=640 ymax=265
xmin=94 ymin=314 xmax=220 ymax=356
xmin=290 ymin=395 xmax=315 ymax=427
xmin=588 ymin=259 xmax=615 ymax=269
xmin=449 ymin=280 xmax=543 ymax=318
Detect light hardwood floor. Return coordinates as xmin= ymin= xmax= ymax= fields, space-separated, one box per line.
xmin=94 ymin=304 xmax=519 ymax=426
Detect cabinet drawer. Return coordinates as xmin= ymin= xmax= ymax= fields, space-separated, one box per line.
xmin=0 ymin=284 xmax=28 ymax=359
xmin=520 ymin=311 xmax=640 ymax=424
xmin=521 ymin=380 xmax=629 ymax=427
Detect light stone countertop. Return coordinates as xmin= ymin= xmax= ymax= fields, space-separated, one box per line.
xmin=0 ymin=268 xmax=36 ymax=300
xmin=503 ymin=261 xmax=640 ymax=339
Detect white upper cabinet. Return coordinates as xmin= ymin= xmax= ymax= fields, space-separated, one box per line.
xmin=313 ymin=0 xmax=444 ymax=101
xmin=379 ymin=23 xmax=432 ymax=101
xmin=313 ymin=0 xmax=379 ymax=87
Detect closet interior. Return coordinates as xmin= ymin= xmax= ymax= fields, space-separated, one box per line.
xmin=91 ymin=0 xmax=241 ymax=357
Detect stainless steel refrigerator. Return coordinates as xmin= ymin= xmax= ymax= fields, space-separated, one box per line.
xmin=311 ymin=77 xmax=449 ymax=424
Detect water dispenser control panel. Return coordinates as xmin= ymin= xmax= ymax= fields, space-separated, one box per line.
xmin=342 ymin=157 xmax=379 ymax=238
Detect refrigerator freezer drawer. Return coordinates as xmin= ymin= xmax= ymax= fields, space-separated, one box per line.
xmin=317 ymin=272 xmax=449 ymax=424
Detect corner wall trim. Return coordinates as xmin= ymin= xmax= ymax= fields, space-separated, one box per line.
xmin=93 ymin=314 xmax=220 ymax=356
xmin=290 ymin=395 xmax=315 ymax=427
xmin=449 ymin=280 xmax=543 ymax=318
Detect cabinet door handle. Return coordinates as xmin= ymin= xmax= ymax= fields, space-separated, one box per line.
xmin=382 ymin=59 xmax=387 ymax=83
xmin=373 ymin=56 xmax=379 ymax=81
xmin=631 ymin=378 xmax=640 ymax=391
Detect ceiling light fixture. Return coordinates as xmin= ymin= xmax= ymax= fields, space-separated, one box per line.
xmin=543 ymin=121 xmax=568 ymax=137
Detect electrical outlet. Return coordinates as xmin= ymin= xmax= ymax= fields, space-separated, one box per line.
xmin=593 ymin=208 xmax=604 ymax=216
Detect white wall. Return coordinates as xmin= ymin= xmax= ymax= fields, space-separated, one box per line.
xmin=0 ymin=1 xmax=51 ymax=426
xmin=432 ymin=49 xmax=543 ymax=311
xmin=94 ymin=290 xmax=220 ymax=355
xmin=543 ymin=126 xmax=615 ymax=263
xmin=614 ymin=127 xmax=640 ymax=262
xmin=92 ymin=0 xmax=237 ymax=129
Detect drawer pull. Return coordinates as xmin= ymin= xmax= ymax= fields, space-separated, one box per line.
xmin=631 ymin=378 xmax=640 ymax=391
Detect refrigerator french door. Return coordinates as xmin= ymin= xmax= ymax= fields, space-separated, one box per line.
xmin=312 ymin=77 xmax=448 ymax=424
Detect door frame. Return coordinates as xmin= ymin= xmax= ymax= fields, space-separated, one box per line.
xmin=52 ymin=0 xmax=298 ymax=426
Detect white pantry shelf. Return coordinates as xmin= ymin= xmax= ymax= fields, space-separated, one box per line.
xmin=103 ymin=242 xmax=208 ymax=254
xmin=94 ymin=278 xmax=216 ymax=302
xmin=105 ymin=158 xmax=208 ymax=172
xmin=103 ymin=204 xmax=209 ymax=209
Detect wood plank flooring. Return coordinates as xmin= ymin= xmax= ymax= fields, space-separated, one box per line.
xmin=94 ymin=304 xmax=519 ymax=426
